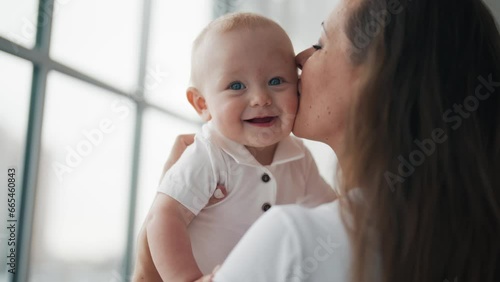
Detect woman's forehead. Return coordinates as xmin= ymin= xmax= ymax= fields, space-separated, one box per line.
xmin=324 ymin=3 xmax=343 ymax=32
xmin=324 ymin=0 xmax=357 ymax=37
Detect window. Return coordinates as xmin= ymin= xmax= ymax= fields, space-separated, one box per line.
xmin=0 ymin=0 xmax=39 ymax=49
xmin=49 ymin=0 xmax=142 ymax=92
xmin=0 ymin=0 xmax=206 ymax=281
xmin=0 ymin=49 xmax=33 ymax=282
xmin=29 ymin=72 xmax=136 ymax=281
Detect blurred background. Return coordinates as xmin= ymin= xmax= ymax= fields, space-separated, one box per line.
xmin=0 ymin=0 xmax=499 ymax=281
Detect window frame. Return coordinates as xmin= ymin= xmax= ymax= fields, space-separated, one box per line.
xmin=0 ymin=0 xmax=206 ymax=281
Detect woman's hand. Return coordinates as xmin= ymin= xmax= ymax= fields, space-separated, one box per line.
xmin=160 ymin=134 xmax=195 ymax=182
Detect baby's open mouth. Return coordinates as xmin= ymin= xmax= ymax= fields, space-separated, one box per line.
xmin=244 ymin=116 xmax=277 ymax=127
xmin=245 ymin=116 xmax=275 ymax=123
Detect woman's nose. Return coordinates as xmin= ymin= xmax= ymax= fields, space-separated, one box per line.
xmin=295 ymin=47 xmax=314 ymax=70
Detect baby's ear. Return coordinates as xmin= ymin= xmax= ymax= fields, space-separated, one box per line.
xmin=187 ymin=87 xmax=211 ymax=121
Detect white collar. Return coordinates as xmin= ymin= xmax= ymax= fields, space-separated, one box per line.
xmin=201 ymin=121 xmax=305 ymax=167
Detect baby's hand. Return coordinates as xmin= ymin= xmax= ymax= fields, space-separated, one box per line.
xmin=193 ymin=265 xmax=220 ymax=282
xmin=207 ymin=185 xmax=227 ymax=206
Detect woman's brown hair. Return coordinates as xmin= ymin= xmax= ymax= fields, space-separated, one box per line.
xmin=341 ymin=0 xmax=500 ymax=281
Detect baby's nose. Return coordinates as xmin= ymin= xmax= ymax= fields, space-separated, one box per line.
xmin=250 ymin=89 xmax=272 ymax=107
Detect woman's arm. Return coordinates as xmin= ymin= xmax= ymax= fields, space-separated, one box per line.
xmin=160 ymin=134 xmax=195 ymax=182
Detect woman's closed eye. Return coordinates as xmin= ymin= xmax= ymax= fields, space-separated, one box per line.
xmin=312 ymin=44 xmax=322 ymax=50
xmin=268 ymin=77 xmax=284 ymax=86
xmin=228 ymin=81 xmax=246 ymax=90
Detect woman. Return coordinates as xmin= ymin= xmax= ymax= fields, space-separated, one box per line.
xmin=171 ymin=0 xmax=500 ymax=281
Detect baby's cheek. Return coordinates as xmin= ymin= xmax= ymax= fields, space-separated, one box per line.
xmin=211 ymin=103 xmax=234 ymax=125
xmin=284 ymin=94 xmax=299 ymax=115
xmin=218 ymin=101 xmax=241 ymax=119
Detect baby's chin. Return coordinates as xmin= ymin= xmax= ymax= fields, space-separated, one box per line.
xmin=245 ymin=129 xmax=291 ymax=148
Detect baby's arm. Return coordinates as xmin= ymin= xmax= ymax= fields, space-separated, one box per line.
xmin=147 ymin=192 xmax=201 ymax=282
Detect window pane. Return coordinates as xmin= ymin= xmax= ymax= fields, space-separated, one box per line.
xmin=134 ymin=109 xmax=200 ymax=240
xmin=0 ymin=51 xmax=32 ymax=281
xmin=145 ymin=0 xmax=211 ymax=122
xmin=0 ymin=0 xmax=38 ymax=49
xmin=29 ymin=72 xmax=136 ymax=281
xmin=50 ymin=0 xmax=142 ymax=91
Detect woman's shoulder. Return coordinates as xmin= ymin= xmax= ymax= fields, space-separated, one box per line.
xmin=272 ymin=200 xmax=343 ymax=227
xmin=267 ymin=201 xmax=352 ymax=281
xmin=214 ymin=200 xmax=352 ymax=282
xmin=271 ymin=201 xmax=348 ymax=244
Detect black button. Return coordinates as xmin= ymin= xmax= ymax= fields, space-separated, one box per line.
xmin=261 ymin=173 xmax=270 ymax=182
xmin=262 ymin=202 xmax=272 ymax=212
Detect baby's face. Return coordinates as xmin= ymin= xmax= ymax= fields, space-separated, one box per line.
xmin=196 ymin=26 xmax=298 ymax=150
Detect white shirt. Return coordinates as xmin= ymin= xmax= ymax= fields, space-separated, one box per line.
xmin=158 ymin=122 xmax=336 ymax=274
xmin=214 ymin=200 xmax=351 ymax=282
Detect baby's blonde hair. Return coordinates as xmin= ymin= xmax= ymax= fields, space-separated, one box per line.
xmin=190 ymin=12 xmax=288 ymax=87
xmin=193 ymin=12 xmax=282 ymax=48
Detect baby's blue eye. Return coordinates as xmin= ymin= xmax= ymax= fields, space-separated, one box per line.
xmin=229 ymin=82 xmax=245 ymax=90
xmin=269 ymin=77 xmax=283 ymax=86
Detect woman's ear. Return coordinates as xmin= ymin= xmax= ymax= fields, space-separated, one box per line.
xmin=187 ymin=87 xmax=211 ymax=121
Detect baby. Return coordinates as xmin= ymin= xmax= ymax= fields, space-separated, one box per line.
xmin=133 ymin=12 xmax=337 ymax=282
